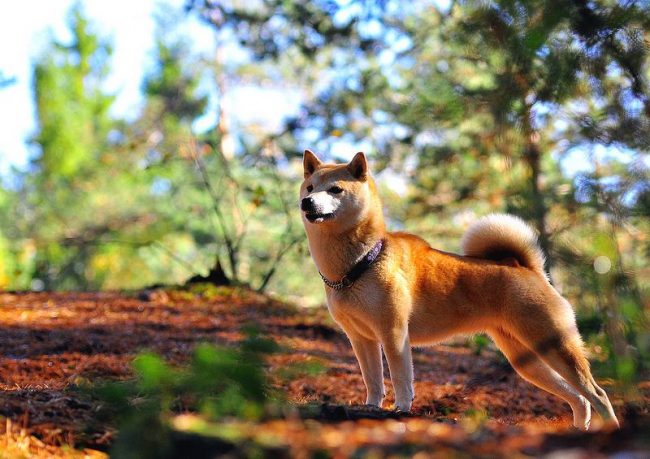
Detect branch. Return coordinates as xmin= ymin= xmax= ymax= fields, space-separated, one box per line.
xmin=257 ymin=236 xmax=302 ymax=292
xmin=187 ymin=139 xmax=239 ymax=277
xmin=256 ymin=150 xmax=303 ymax=292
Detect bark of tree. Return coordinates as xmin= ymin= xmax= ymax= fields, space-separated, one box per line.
xmin=523 ymin=109 xmax=553 ymax=274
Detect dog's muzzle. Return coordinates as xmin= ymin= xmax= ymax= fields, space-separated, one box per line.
xmin=301 ymin=197 xmax=334 ymax=223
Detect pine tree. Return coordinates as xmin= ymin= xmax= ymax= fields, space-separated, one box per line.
xmin=32 ymin=3 xmax=114 ymax=180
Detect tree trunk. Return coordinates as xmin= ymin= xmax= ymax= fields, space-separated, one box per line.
xmin=523 ymin=110 xmax=552 ymax=274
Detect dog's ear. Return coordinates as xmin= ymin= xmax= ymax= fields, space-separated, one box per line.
xmin=303 ymin=149 xmax=323 ymax=178
xmin=347 ymin=152 xmax=368 ymax=180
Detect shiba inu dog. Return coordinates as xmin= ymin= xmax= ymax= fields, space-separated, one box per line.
xmin=299 ymin=149 xmax=619 ymax=430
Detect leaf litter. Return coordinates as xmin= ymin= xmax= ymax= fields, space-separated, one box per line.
xmin=0 ymin=288 xmax=648 ymax=457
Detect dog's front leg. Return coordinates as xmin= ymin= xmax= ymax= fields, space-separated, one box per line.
xmin=348 ymin=335 xmax=384 ymax=406
xmin=381 ymin=328 xmax=414 ymax=411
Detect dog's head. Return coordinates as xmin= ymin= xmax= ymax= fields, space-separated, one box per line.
xmin=299 ymin=150 xmax=378 ymax=232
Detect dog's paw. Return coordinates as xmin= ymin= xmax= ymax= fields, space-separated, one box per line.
xmin=365 ymin=394 xmax=384 ymax=407
xmin=571 ymin=396 xmax=591 ymax=431
xmin=393 ymin=400 xmax=413 ymax=412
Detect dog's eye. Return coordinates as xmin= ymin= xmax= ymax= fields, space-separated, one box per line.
xmin=328 ymin=186 xmax=344 ymax=194
xmin=306 ymin=185 xmax=313 ymax=192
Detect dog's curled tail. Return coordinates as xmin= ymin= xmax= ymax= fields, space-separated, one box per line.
xmin=461 ymin=214 xmax=546 ymax=274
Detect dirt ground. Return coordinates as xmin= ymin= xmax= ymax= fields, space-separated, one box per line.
xmin=0 ymin=288 xmax=648 ymax=458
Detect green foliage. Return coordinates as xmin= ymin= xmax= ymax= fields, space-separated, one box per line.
xmin=97 ymin=329 xmax=278 ymax=458
xmin=468 ymin=335 xmax=491 ymax=356
xmin=144 ymin=41 xmax=207 ymax=123
xmin=33 ymin=3 xmax=114 ymax=180
xmin=1 ymin=3 xmax=312 ymax=294
xmin=461 ymin=408 xmax=490 ymax=431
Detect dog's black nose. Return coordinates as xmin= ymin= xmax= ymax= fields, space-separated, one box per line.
xmin=301 ymin=197 xmax=315 ymax=212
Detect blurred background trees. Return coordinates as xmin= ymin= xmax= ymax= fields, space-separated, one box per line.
xmin=0 ymin=0 xmax=648 ymax=380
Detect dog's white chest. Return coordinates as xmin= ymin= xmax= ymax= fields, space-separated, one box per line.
xmin=326 ymin=285 xmax=383 ymax=326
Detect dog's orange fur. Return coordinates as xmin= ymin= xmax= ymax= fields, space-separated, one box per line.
xmin=300 ymin=150 xmax=619 ymax=430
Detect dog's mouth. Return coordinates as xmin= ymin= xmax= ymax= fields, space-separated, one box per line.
xmin=305 ymin=212 xmax=335 ymax=223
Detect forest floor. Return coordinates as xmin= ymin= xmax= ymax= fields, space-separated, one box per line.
xmin=0 ymin=287 xmax=649 ymax=458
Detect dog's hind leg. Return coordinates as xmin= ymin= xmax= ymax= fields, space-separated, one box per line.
xmin=506 ymin=295 xmax=619 ymax=428
xmin=489 ymin=328 xmax=591 ymax=429
xmin=349 ymin=335 xmax=385 ymax=406
xmin=536 ymin=338 xmax=619 ymax=428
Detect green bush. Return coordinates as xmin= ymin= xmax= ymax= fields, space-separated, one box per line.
xmin=96 ymin=328 xmax=278 ymax=459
